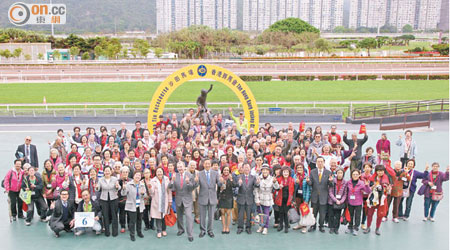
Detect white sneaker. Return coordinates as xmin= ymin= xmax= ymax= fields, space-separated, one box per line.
xmin=262 ymin=228 xmax=268 ymax=235
xmin=301 ymin=228 xmax=307 ymax=234
xmin=95 ymin=230 xmax=102 ymax=235
xmin=361 ymin=224 xmax=367 ymax=230
xmin=74 ymin=231 xmax=83 ymax=236
xmin=256 ymin=227 xmax=263 ymax=233
xmin=25 ymin=221 xmax=31 ymax=226
xmin=403 ymin=217 xmax=409 ymax=221
xmin=423 ymin=217 xmax=428 ymax=221
xmin=292 ymin=224 xmax=302 ymax=230
xmin=430 ymin=218 xmax=435 ymax=222
xmin=393 ymin=218 xmax=399 ymax=223
xmin=382 ymin=217 xmax=387 ymax=222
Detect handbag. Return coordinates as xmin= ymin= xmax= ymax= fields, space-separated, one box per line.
xmin=332 ymin=184 xmax=346 ymax=210
xmin=299 ymin=208 xmax=315 ymax=227
xmin=402 ymin=171 xmax=413 ymax=198
xmin=19 ymin=179 xmax=32 ymax=205
xmin=214 ymin=207 xmax=221 ymax=220
xmin=299 ymin=202 xmax=310 ymax=216
xmin=288 ymin=207 xmax=300 ymax=224
xmin=164 ymin=208 xmax=177 ymax=227
xmin=254 ymin=206 xmax=269 ymax=227
xmin=431 ymin=192 xmax=444 ymax=201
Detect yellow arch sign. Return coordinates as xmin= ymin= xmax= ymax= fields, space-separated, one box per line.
xmin=147 ymin=64 xmax=259 ymax=134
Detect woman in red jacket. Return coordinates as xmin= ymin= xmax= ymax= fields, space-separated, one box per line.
xmin=274 ymin=166 xmax=295 ymax=233
xmin=364 ymin=165 xmax=392 ymax=236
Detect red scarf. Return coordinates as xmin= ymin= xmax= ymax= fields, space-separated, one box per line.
xmin=429 ymin=171 xmax=439 ymax=193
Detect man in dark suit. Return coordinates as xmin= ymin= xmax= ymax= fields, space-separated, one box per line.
xmin=197 ymin=159 xmax=222 ymax=238
xmin=168 ymin=161 xmax=198 ymax=242
xmin=234 ymin=163 xmax=259 ymax=234
xmin=307 ymin=156 xmax=333 ymax=233
xmin=15 ymin=136 xmax=39 ymax=168
xmin=49 ymin=190 xmax=76 ymax=237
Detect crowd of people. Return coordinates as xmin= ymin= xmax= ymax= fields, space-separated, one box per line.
xmin=3 ymin=107 xmax=449 ymax=242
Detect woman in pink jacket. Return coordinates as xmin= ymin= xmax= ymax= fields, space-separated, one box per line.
xmin=149 ymin=167 xmax=172 ymax=238
xmin=345 ymin=169 xmax=370 ymax=236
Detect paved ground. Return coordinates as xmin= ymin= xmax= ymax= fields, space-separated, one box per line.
xmin=0 ymin=121 xmax=448 ymax=250
xmin=1 ymin=61 xmax=448 ymax=82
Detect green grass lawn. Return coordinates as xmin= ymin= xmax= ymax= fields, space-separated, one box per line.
xmin=0 ymin=80 xmax=448 ymax=104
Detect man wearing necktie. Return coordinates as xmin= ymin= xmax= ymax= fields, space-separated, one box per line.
xmin=234 ymin=164 xmax=260 ymax=234
xmin=197 ymin=159 xmax=223 ymax=238
xmin=49 ymin=190 xmax=75 ymax=238
xmin=15 ymin=136 xmax=39 ymax=168
xmin=307 ymin=157 xmax=332 ymax=233
xmin=169 ymin=162 xmax=198 ymax=242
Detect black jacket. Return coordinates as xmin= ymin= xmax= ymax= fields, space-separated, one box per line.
xmin=49 ymin=199 xmax=76 ymax=230
xmin=15 ymin=144 xmax=39 ymax=168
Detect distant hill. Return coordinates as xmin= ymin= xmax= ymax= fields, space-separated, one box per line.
xmin=0 ymin=0 xmax=156 ymax=34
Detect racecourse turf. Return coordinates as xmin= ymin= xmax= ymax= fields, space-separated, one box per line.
xmin=0 ymin=80 xmax=448 ymax=104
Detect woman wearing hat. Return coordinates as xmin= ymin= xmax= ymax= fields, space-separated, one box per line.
xmin=254 ymin=164 xmax=279 ymax=235
xmin=274 ymin=166 xmax=295 ymax=233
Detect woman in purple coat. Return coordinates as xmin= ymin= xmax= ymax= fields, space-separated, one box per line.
xmin=328 ymin=168 xmax=347 ymax=234
xmin=418 ymin=162 xmax=449 ymax=222
xmin=345 ymin=169 xmax=370 ymax=236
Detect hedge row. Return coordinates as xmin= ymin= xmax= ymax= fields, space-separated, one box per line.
xmin=279 ymin=75 xmax=315 ymax=81
xmin=242 ymin=74 xmax=448 ymax=81
xmin=240 ymin=75 xmax=272 ymax=81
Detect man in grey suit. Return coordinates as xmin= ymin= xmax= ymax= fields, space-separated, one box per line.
xmin=168 ymin=161 xmax=198 ymax=242
xmin=197 ymin=159 xmax=223 ymax=238
xmin=307 ymin=156 xmax=333 ymax=233
xmin=234 ymin=163 xmax=259 ymax=234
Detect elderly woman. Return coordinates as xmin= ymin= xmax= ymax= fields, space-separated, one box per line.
xmin=274 ymin=166 xmax=295 ymax=233
xmin=396 ymin=130 xmax=417 ymax=168
xmin=96 ymin=166 xmax=121 ymax=237
xmin=49 ymin=148 xmax=63 ymax=170
xmin=149 ymin=167 xmax=173 ymax=238
xmin=118 ymin=166 xmax=131 ymax=233
xmin=121 ymin=171 xmax=147 ymax=241
xmin=418 ymin=163 xmax=449 ymax=222
xmin=254 ymin=164 xmax=279 ymax=235
xmin=142 ymin=168 xmax=155 ymax=230
xmin=22 ymin=167 xmax=48 ymax=226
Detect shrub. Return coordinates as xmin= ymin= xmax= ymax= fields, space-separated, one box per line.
xmin=357 ymin=75 xmax=377 ymax=80
xmin=318 ymin=76 xmax=335 ymax=81
xmin=279 ymin=75 xmax=315 ymax=81
xmin=406 ymin=75 xmax=427 ymax=80
xmin=240 ymin=75 xmax=272 ymax=81
xmin=429 ymin=75 xmax=449 ymax=80
xmin=382 ymin=75 xmax=405 ymax=80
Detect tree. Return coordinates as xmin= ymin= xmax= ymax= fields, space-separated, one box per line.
xmin=52 ymin=50 xmax=61 ymax=60
xmin=13 ymin=48 xmax=22 ymax=58
xmin=1 ymin=49 xmax=13 ymax=60
xmin=376 ymin=36 xmax=390 ymax=48
xmin=154 ymin=47 xmax=163 ymax=58
xmin=69 ymin=46 xmax=80 ymax=60
xmin=133 ymin=39 xmax=150 ymax=58
xmin=268 ymin=17 xmax=320 ymax=34
xmin=432 ymin=44 xmax=449 ymax=55
xmin=397 ymin=35 xmax=415 ymax=46
xmin=121 ymin=48 xmax=128 ymax=59
xmin=333 ymin=26 xmax=354 ymax=33
xmin=402 ymin=24 xmax=413 ymax=33
xmin=37 ymin=53 xmax=44 ymax=60
xmin=94 ymin=46 xmax=104 ymax=59
xmin=358 ymin=38 xmax=377 ymax=56
xmin=314 ymin=38 xmax=332 ymax=55
xmin=81 ymin=52 xmax=90 ymax=60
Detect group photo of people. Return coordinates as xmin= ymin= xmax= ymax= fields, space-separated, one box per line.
xmin=3 ymin=107 xmax=449 ymax=242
